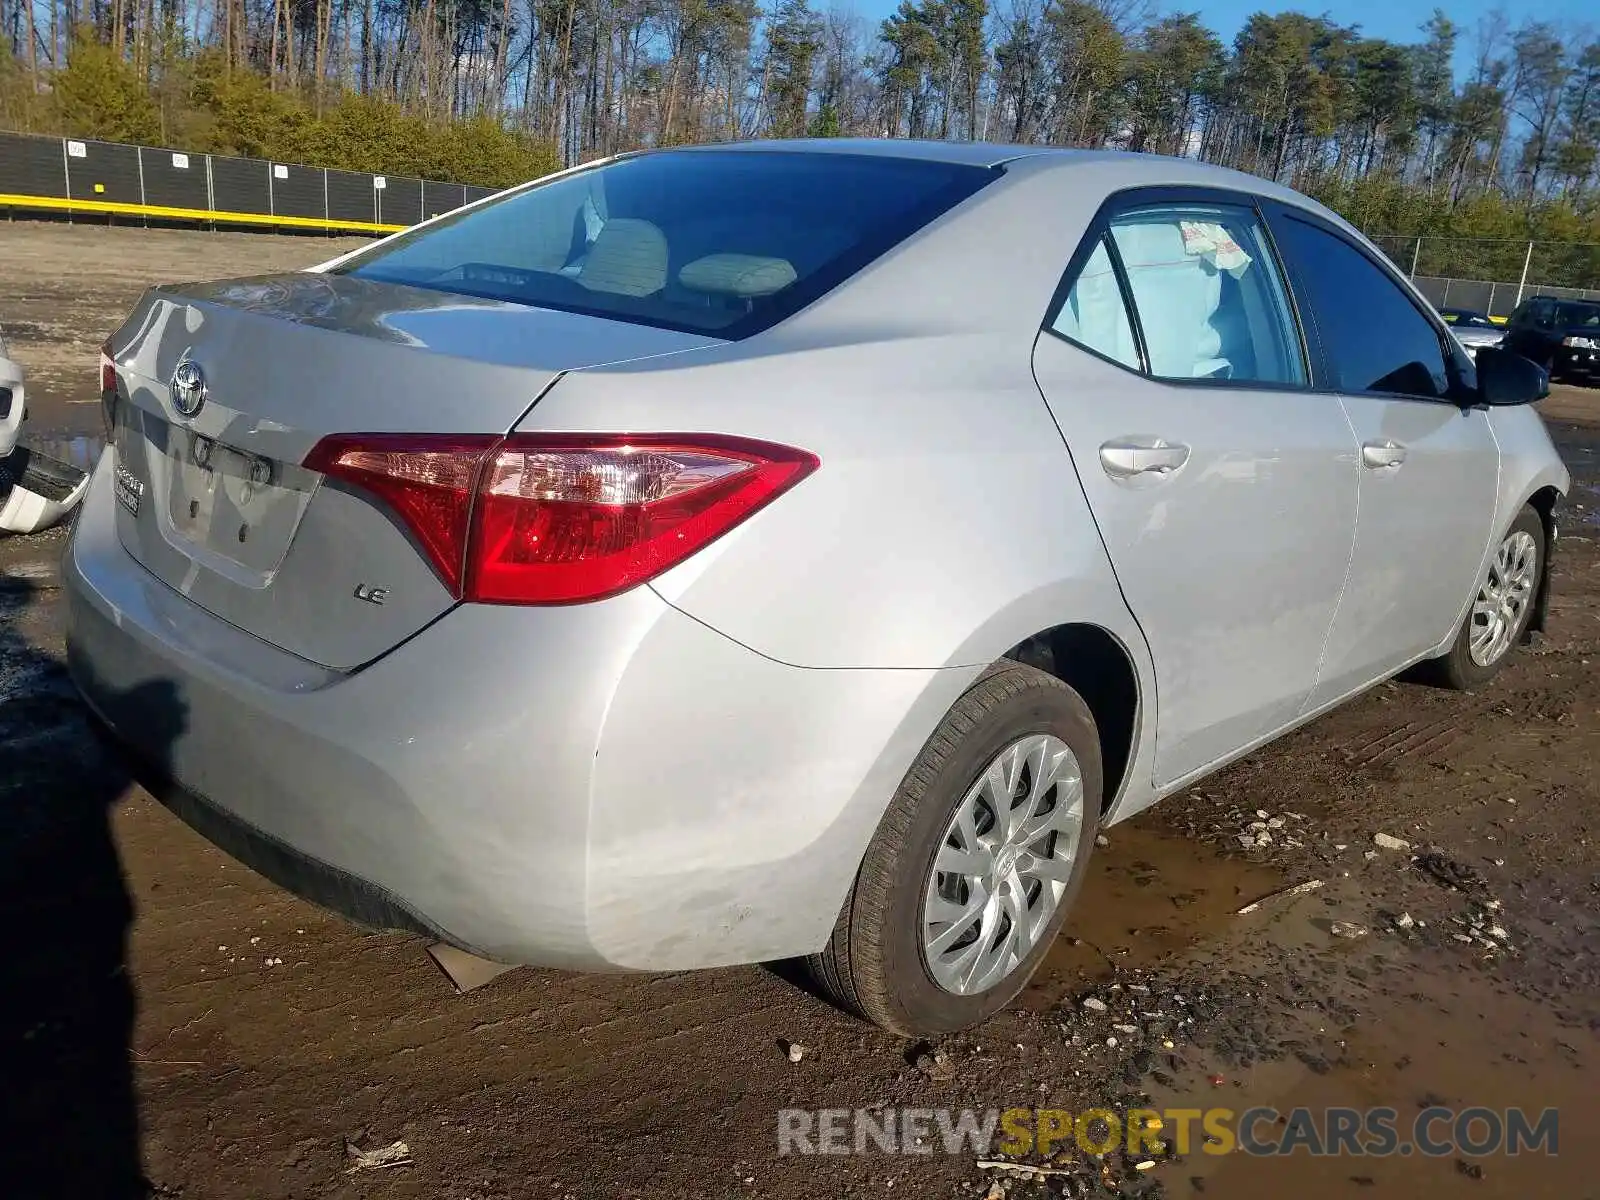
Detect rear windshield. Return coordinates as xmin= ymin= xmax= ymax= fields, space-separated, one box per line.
xmin=335 ymin=150 xmax=995 ymax=338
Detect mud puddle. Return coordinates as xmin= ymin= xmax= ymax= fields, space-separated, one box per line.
xmin=1021 ymin=822 xmax=1288 ymax=1009
xmin=20 ymin=432 xmax=103 ymax=474
xmin=1151 ymin=964 xmax=1595 ymax=1198
xmin=1577 ymin=482 xmax=1599 ymax=527
xmin=1009 ymin=817 xmax=1592 ymax=1200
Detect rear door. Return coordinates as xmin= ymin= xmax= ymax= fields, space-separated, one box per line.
xmin=1031 ymin=188 xmax=1358 ymax=788
xmin=1264 ymin=208 xmax=1499 ymax=707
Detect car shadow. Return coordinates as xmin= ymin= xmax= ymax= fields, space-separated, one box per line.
xmin=0 ymin=574 xmax=185 ymax=1199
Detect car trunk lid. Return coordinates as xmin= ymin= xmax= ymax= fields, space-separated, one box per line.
xmin=107 ymin=272 xmax=718 ymax=671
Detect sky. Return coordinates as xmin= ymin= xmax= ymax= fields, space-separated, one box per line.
xmin=849 ymin=0 xmax=1597 ymax=78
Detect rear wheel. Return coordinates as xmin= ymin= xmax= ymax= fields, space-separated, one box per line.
xmin=1426 ymin=505 xmax=1544 ymax=690
xmin=810 ymin=663 xmax=1101 ymax=1036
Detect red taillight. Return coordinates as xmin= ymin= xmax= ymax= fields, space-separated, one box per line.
xmin=100 ymin=339 xmax=119 ymax=441
xmin=304 ymin=435 xmax=498 ymax=594
xmin=304 ymin=433 xmax=818 ymax=605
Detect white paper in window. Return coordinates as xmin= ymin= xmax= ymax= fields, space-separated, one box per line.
xmin=1180 ymin=221 xmax=1252 ymax=276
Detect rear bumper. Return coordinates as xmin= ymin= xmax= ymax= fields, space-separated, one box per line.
xmin=65 ymin=449 xmax=973 ymax=970
xmin=97 ymin=732 xmax=446 ymax=944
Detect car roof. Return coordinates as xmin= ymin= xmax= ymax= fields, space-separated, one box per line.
xmin=669 ymin=138 xmax=1067 ymax=168
xmin=668 ymin=139 xmax=1339 ymax=214
xmin=669 ymin=138 xmax=1307 ymax=183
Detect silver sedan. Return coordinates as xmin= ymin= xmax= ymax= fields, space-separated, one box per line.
xmin=66 ymin=140 xmax=1569 ymax=1036
xmin=1441 ymin=307 xmax=1506 ymax=357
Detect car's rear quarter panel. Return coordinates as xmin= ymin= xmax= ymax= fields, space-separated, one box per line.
xmin=502 ymin=162 xmax=1175 ymax=956
xmin=537 ymin=332 xmax=1141 ymax=672
xmin=520 ymin=160 xmax=1152 ymax=675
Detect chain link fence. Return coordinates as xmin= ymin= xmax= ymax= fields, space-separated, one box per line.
xmin=1367 ymin=234 xmax=1600 ymax=319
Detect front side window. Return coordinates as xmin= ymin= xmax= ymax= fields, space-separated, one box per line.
xmin=1050 ymin=237 xmax=1140 ymax=369
xmin=1107 ymin=204 xmax=1305 ymax=386
xmin=1555 ymin=301 xmax=1600 ymax=329
xmin=1273 ymin=217 xmax=1451 ymax=400
xmin=333 ymin=151 xmax=994 ymax=338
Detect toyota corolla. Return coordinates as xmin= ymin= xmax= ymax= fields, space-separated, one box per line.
xmin=66 ymin=140 xmax=1569 ymax=1036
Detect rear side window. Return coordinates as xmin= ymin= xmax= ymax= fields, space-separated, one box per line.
xmin=1107 ymin=204 xmax=1304 ymax=385
xmin=1273 ymin=217 xmax=1450 ymax=400
xmin=334 ymin=151 xmax=994 ymax=338
xmin=1050 ymin=238 xmax=1139 ymax=369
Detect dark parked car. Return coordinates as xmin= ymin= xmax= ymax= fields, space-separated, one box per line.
xmin=1501 ymin=296 xmax=1600 ymax=383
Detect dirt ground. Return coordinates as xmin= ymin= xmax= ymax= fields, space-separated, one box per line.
xmin=1 ymin=222 xmax=1597 ymax=1200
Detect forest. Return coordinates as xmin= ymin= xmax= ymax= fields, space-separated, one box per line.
xmin=2 ymin=0 xmax=1598 ymax=284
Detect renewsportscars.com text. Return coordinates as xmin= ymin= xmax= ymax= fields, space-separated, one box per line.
xmin=777 ymin=1105 xmax=1559 ymax=1158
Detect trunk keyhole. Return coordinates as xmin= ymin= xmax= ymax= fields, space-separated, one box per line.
xmin=189 ymin=500 xmax=199 ymax=519
xmin=237 ymin=524 xmax=248 ymax=543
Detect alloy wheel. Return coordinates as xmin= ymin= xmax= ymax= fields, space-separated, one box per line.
xmin=921 ymin=733 xmax=1085 ymax=995
xmin=1469 ymin=529 xmax=1538 ymax=668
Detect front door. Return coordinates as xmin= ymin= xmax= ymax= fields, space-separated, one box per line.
xmin=1032 ymin=193 xmax=1359 ymax=787
xmin=1266 ymin=211 xmax=1500 ymax=706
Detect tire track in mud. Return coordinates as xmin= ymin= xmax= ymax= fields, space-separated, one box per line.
xmin=1340 ymin=712 xmax=1475 ymax=767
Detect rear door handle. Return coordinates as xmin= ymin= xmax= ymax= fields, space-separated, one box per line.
xmin=1361 ymin=440 xmax=1407 ymax=470
xmin=1099 ymin=438 xmax=1191 ymax=479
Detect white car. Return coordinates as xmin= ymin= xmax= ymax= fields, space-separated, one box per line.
xmin=0 ymin=325 xmax=91 ymax=534
xmin=0 ymin=325 xmax=21 ymax=461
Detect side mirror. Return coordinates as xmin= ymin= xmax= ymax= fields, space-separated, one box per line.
xmin=1473 ymin=346 xmax=1549 ymax=407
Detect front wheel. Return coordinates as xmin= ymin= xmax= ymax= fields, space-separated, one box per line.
xmin=809 ymin=663 xmax=1102 ymax=1036
xmin=1426 ymin=505 xmax=1544 ymax=690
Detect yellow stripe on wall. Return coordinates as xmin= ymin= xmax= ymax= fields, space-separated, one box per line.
xmin=0 ymin=192 xmax=407 ymax=234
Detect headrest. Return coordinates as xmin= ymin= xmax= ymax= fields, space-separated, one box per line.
xmin=577 ymin=219 xmax=668 ymax=297
xmin=679 ymin=253 xmax=798 ymax=298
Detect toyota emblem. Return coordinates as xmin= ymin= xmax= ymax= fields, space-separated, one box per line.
xmin=170 ymin=356 xmax=208 ymax=418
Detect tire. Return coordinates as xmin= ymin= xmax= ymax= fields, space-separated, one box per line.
xmin=809 ymin=662 xmax=1102 ymax=1037
xmin=1425 ymin=504 xmax=1545 ymax=691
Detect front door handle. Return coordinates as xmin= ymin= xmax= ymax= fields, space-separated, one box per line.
xmin=1099 ymin=438 xmax=1191 ymax=479
xmin=1361 ymin=440 xmax=1408 ymax=470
